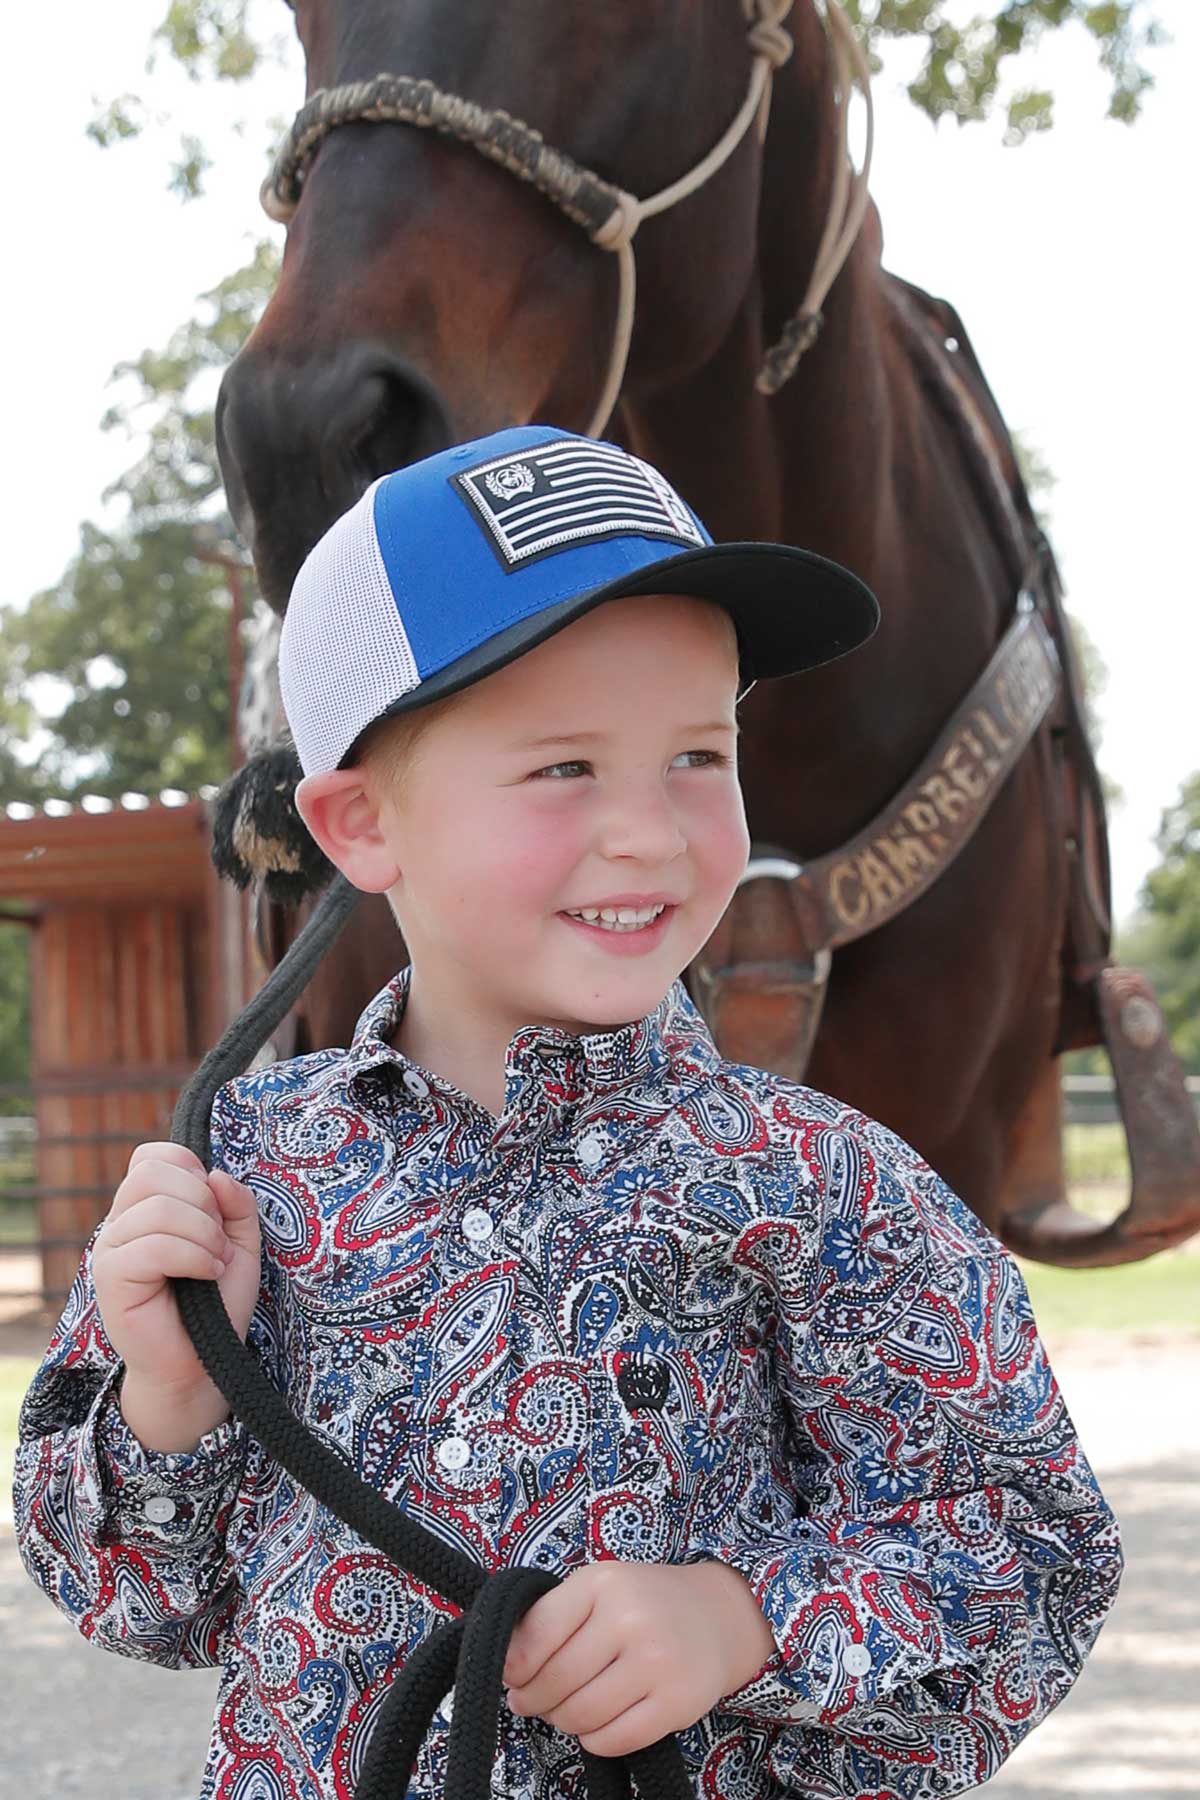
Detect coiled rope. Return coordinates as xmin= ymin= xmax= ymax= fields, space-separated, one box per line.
xmin=169 ymin=873 xmax=693 ymax=1798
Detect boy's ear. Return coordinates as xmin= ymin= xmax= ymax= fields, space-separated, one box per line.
xmin=294 ymin=770 xmax=402 ymax=894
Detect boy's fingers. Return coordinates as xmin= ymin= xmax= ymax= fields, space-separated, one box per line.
xmin=507 ymin=1623 xmax=620 ymax=1719
xmin=128 ymin=1142 xmax=207 ymax=1179
xmin=503 ymin=1575 xmax=597 ymax=1687
xmin=111 ymin=1160 xmax=220 ymax=1222
xmin=103 ymin=1231 xmax=229 ymax=1288
xmin=100 ymin=1196 xmax=229 ymax=1262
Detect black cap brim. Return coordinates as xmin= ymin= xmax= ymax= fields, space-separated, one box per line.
xmin=341 ymin=540 xmax=879 ymax=765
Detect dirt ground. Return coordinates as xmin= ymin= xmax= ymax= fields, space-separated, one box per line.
xmin=1 ymin=1300 xmax=1196 ymax=1799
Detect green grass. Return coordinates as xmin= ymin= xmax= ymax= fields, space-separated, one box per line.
xmin=1019 ymin=1249 xmax=1199 ymax=1336
xmin=1 ymin=1357 xmax=38 ymax=1501
xmin=1064 ymin=1122 xmax=1129 ymax=1185
xmin=0 ymin=1140 xmax=35 ymax=1245
xmin=0 ymin=1209 xmax=35 ymax=1246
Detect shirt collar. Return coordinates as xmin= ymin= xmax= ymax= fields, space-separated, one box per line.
xmin=343 ymin=966 xmax=719 ymax=1122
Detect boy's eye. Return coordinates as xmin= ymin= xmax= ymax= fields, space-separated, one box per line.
xmin=536 ymin=763 xmax=590 ymax=784
xmin=672 ymin=749 xmax=730 ymax=770
xmin=528 ymin=748 xmax=734 ymax=777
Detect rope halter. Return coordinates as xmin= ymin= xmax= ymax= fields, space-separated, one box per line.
xmin=259 ymin=0 xmax=875 ymax=437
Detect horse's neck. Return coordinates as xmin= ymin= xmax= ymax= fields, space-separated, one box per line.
xmin=624 ymin=4 xmax=892 ymax=553
xmin=623 ymin=19 xmax=1012 ymax=847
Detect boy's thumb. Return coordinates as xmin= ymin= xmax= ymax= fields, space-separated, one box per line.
xmin=209 ymin=1169 xmax=260 ymax=1240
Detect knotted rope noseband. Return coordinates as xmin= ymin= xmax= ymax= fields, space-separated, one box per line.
xmin=260 ymin=0 xmax=874 ymax=436
xmin=170 ymin=874 xmax=691 ymax=1798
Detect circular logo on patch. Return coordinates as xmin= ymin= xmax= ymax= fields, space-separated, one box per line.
xmin=485 ymin=462 xmax=536 ymax=502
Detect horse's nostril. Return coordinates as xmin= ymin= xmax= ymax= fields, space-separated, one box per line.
xmin=336 ymin=365 xmax=450 ymax=486
xmin=216 ymin=347 xmax=453 ymax=605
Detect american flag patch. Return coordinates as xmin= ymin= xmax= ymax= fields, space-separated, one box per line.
xmin=453 ymin=438 xmax=707 ymax=569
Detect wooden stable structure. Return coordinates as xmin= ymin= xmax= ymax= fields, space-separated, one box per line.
xmin=0 ymin=796 xmax=258 ymax=1303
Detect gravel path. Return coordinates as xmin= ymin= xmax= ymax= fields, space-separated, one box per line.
xmin=2 ymin=1328 xmax=1196 ymax=1798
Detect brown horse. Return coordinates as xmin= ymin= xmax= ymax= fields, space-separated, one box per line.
xmin=215 ymin=0 xmax=1199 ymax=1266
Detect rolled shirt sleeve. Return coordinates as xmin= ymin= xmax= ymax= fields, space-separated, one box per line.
xmin=700 ymin=1108 xmax=1122 ymax=1794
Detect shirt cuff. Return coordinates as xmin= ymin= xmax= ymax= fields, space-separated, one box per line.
xmin=78 ymin=1364 xmax=250 ymax=1552
xmin=700 ymin=1532 xmax=978 ymax=1726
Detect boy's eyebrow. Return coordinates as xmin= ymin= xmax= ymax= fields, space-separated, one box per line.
xmin=513 ymin=721 xmax=738 ymax=750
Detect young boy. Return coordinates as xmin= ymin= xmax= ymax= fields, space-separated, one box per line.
xmin=15 ymin=426 xmax=1120 ymax=1800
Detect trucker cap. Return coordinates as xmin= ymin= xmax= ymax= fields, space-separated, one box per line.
xmin=278 ymin=424 xmax=880 ymax=777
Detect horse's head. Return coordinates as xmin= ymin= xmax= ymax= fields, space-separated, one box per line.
xmin=218 ymin=0 xmax=800 ymax=609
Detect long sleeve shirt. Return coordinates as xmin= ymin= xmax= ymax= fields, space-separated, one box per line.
xmin=14 ymin=970 xmax=1122 ymax=1800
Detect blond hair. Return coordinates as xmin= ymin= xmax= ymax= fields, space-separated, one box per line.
xmin=349 ymin=689 xmax=466 ymax=799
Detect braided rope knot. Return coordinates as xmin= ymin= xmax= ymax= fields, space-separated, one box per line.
xmin=593 ymin=191 xmax=642 ymax=252
xmin=756 ymin=308 xmax=824 ymax=393
xmin=746 ymin=0 xmax=795 ymax=70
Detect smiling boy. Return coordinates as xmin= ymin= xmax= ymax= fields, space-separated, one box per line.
xmin=15 ymin=426 xmax=1120 ymax=1800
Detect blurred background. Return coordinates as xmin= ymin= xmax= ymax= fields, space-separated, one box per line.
xmin=1 ymin=4 xmax=1195 ymax=1795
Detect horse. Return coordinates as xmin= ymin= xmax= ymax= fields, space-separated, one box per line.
xmin=213 ymin=0 xmax=1200 ymax=1267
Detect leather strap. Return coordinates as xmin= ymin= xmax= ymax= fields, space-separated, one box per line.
xmin=785 ymin=605 xmax=1059 ymax=953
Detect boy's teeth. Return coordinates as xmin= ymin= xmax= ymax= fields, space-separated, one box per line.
xmin=566 ymin=903 xmax=666 ymax=932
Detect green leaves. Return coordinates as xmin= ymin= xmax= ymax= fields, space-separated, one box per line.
xmin=0 ymin=522 xmax=235 ymax=802
xmin=152 ymin=0 xmax=263 ymax=85
xmin=0 ymin=246 xmax=278 ymax=807
xmin=85 ymin=95 xmax=147 ymax=149
xmin=1132 ymin=772 xmax=1200 ymax=1071
xmin=845 ymin=1 xmax=1160 ymax=137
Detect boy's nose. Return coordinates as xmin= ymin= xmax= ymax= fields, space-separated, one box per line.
xmin=596 ymin=787 xmax=687 ymax=866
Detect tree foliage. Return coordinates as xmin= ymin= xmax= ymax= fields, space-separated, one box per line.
xmin=0 ymin=246 xmax=277 ymax=806
xmin=1 ymin=522 xmax=234 ymax=803
xmin=89 ymin=0 xmax=1165 ymax=194
xmin=1130 ymin=772 xmax=1200 ymax=1072
xmin=854 ymin=1 xmax=1163 ymax=142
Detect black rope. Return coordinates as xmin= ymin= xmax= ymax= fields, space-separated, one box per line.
xmin=169 ymin=873 xmax=693 ymax=1798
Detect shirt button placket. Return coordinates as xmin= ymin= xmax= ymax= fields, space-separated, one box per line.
xmin=577 ymin=1131 xmax=606 ymax=1170
xmin=435 ymin=1434 xmax=471 ymax=1473
xmin=462 ymin=1207 xmax=494 ymax=1246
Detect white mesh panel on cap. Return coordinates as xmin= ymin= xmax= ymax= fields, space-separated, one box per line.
xmin=278 ymin=483 xmax=420 ymax=775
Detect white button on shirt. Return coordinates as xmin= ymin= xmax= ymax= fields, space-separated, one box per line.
xmin=435 ymin=1435 xmax=471 ymax=1472
xmin=462 ymin=1207 xmax=494 ymax=1244
xmin=142 ymin=1495 xmax=177 ymax=1524
xmin=842 ymin=1643 xmax=872 ymax=1677
xmin=403 ymin=1070 xmax=430 ymax=1099
xmin=576 ymin=1132 xmax=606 ymax=1168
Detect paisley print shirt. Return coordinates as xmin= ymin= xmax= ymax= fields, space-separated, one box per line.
xmin=14 ymin=971 xmax=1121 ymax=1800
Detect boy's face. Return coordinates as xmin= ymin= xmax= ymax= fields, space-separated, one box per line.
xmin=302 ymin=593 xmax=750 ymax=1037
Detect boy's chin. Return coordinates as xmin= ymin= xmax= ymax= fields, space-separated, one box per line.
xmin=544 ymin=967 xmax=685 ymax=1034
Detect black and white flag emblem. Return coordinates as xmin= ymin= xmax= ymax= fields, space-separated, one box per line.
xmin=453 ymin=438 xmax=707 ymax=569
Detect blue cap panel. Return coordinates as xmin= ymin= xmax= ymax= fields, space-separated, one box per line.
xmin=369 ymin=427 xmax=712 ymax=687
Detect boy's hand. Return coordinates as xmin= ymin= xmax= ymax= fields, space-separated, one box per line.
xmin=93 ymin=1144 xmax=261 ymax=1436
xmin=503 ymin=1560 xmax=775 ymax=1756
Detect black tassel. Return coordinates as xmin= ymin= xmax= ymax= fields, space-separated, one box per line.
xmin=209 ymin=742 xmax=334 ymax=905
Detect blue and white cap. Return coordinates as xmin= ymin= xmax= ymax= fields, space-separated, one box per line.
xmin=279 ymin=424 xmax=879 ymax=776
